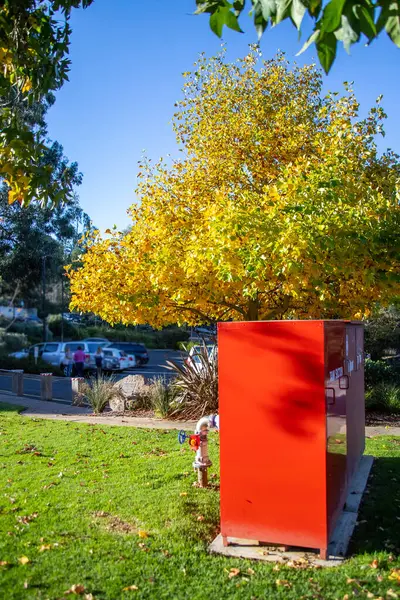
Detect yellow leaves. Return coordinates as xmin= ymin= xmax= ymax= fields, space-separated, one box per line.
xmin=137 ymin=529 xmax=149 ymax=539
xmin=18 ymin=556 xmax=30 ymax=565
xmin=68 ymin=52 xmax=400 ymax=327
xmin=21 ymin=78 xmax=32 ymax=93
xmin=39 ymin=544 xmax=51 ymax=552
xmin=388 ymin=569 xmax=400 ymax=583
xmin=122 ymin=585 xmax=139 ymax=591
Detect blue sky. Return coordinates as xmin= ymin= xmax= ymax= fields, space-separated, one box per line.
xmin=47 ymin=0 xmax=400 ymax=233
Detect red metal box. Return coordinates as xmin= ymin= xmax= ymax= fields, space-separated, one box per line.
xmin=218 ymin=320 xmax=365 ymax=558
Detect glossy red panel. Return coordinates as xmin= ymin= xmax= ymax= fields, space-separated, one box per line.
xmin=219 ymin=321 xmax=327 ymax=550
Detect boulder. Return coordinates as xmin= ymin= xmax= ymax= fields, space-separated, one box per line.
xmin=110 ymin=374 xmax=148 ymax=411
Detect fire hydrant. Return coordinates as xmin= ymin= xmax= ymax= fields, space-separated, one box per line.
xmin=178 ymin=414 xmax=219 ymax=488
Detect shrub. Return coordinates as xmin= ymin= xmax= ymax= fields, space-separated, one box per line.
xmin=0 ymin=329 xmax=28 ymax=353
xmin=364 ymin=306 xmax=400 ymax=360
xmin=47 ymin=315 xmax=83 ymax=340
xmin=147 ymin=377 xmax=177 ymax=418
xmin=83 ymin=326 xmax=189 ymax=349
xmin=365 ymin=383 xmax=400 ymax=414
xmin=166 ymin=342 xmax=218 ymax=420
xmin=81 ymin=376 xmax=122 ymax=414
xmin=7 ymin=321 xmax=53 ymax=344
xmin=365 ymin=358 xmax=400 ymax=389
xmin=0 ymin=354 xmax=63 ymax=376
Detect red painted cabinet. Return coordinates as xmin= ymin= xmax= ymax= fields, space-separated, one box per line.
xmin=218 ymin=320 xmax=365 ymax=558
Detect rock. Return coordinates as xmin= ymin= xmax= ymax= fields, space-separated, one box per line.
xmin=110 ymin=375 xmax=148 ymax=411
xmin=109 ymin=395 xmax=126 ymax=412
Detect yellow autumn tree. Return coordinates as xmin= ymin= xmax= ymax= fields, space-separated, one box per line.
xmin=69 ymin=49 xmax=400 ymax=326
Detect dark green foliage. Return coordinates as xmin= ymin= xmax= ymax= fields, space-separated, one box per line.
xmin=85 ymin=326 xmax=190 ymax=349
xmin=365 ymin=358 xmax=400 ymax=388
xmin=0 ymin=355 xmax=63 ymax=375
xmin=364 ymin=307 xmax=400 ymax=360
xmin=6 ymin=321 xmax=52 ymax=344
xmin=47 ymin=316 xmax=83 ymax=340
xmin=365 ymin=358 xmax=400 ymax=413
xmin=196 ymin=0 xmax=400 ymax=73
xmin=365 ymin=383 xmax=400 ymax=413
xmin=0 ymin=330 xmax=28 ymax=353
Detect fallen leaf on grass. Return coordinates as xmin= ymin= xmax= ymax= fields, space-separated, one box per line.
xmin=122 ymin=585 xmax=138 ymax=591
xmin=276 ymin=579 xmax=292 ymax=588
xmin=93 ymin=511 xmax=109 ymax=518
xmin=387 ymin=590 xmax=399 ymax=599
xmin=39 ymin=545 xmax=51 ymax=552
xmin=247 ymin=568 xmax=255 ymax=575
xmin=228 ymin=568 xmax=240 ymax=579
xmin=65 ymin=584 xmax=86 ymax=594
xmin=388 ymin=569 xmax=400 ymax=583
xmin=138 ymin=543 xmax=149 ymax=552
xmin=84 ymin=595 xmax=95 ymax=600
xmin=138 ymin=530 xmax=148 ymax=539
xmin=18 ymin=556 xmax=30 ymax=565
xmin=17 ymin=513 xmax=38 ymax=525
xmin=179 ymin=492 xmax=187 ymax=497
xmin=197 ymin=515 xmax=204 ymax=521
xmin=370 ymin=559 xmax=380 ymax=569
xmin=43 ymin=482 xmax=57 ymax=490
xmin=0 ymin=561 xmax=11 ymax=567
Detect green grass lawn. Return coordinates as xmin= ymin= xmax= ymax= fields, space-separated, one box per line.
xmin=0 ymin=402 xmax=399 ymax=600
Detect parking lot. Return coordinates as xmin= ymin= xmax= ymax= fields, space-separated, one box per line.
xmin=0 ymin=350 xmax=183 ymax=403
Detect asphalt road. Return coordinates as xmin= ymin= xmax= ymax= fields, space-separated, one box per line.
xmin=0 ymin=350 xmax=183 ymax=403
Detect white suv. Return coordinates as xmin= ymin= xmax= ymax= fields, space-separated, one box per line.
xmin=31 ymin=342 xmax=91 ymax=372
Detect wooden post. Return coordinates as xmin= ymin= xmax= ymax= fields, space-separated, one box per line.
xmin=11 ymin=370 xmax=24 ymax=396
xmin=71 ymin=377 xmax=85 ymax=406
xmin=40 ymin=373 xmax=53 ymax=401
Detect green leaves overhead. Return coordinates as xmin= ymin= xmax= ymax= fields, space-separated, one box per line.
xmin=195 ymin=0 xmax=400 ymax=73
xmin=0 ymin=1 xmax=92 ymax=206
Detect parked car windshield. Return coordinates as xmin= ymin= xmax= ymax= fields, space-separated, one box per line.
xmin=64 ymin=342 xmax=86 ymax=353
xmin=113 ymin=343 xmax=147 ymax=353
xmin=87 ymin=342 xmax=106 ymax=353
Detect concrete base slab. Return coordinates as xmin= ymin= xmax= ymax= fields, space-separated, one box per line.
xmin=209 ymin=455 xmax=374 ymax=567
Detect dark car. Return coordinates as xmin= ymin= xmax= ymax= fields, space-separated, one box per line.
xmin=110 ymin=342 xmax=149 ymax=366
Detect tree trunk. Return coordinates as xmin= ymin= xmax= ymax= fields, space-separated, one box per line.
xmin=247 ymin=298 xmax=259 ymax=321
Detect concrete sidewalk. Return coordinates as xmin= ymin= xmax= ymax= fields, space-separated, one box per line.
xmin=0 ymin=391 xmax=196 ymax=430
xmin=0 ymin=391 xmax=399 ymax=435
